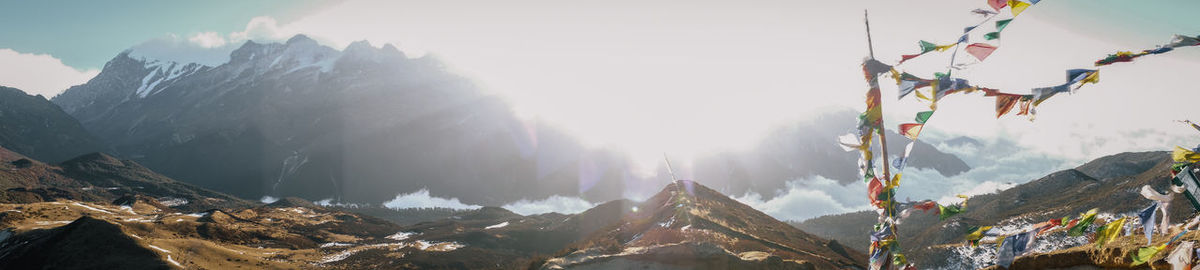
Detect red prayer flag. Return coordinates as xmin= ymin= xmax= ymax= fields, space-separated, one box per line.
xmin=899 ymin=123 xmax=923 ymax=140
xmin=966 ymin=43 xmax=998 ymax=61
xmin=913 ymin=201 xmax=938 ymax=212
xmin=868 ymin=177 xmax=885 ymax=208
xmin=995 ymin=94 xmax=1021 ymax=118
xmin=900 ymin=53 xmax=923 ymax=63
xmin=1016 ymin=96 xmax=1033 ymax=115
xmin=989 ymin=0 xmax=1008 ymax=11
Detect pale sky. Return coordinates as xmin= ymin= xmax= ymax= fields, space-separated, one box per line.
xmin=1 ymin=0 xmax=1198 ymax=219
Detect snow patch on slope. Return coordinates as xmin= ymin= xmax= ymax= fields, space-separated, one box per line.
xmin=132 ymin=59 xmax=205 ymax=98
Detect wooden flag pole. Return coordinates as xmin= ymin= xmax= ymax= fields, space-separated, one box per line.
xmin=864 ymin=9 xmax=898 ymax=270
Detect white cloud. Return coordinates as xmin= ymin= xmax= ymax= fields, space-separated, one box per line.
xmin=228 ymin=16 xmax=295 ymax=44
xmin=501 ymin=195 xmax=596 ymax=215
xmin=128 ymin=34 xmax=237 ymax=66
xmin=260 ymin=196 xmax=279 ymax=204
xmin=891 ymin=137 xmax=1068 ymax=205
xmin=0 ymin=49 xmax=99 ymax=96
xmin=382 ymin=188 xmax=482 ymax=210
xmin=187 ymin=32 xmax=228 ymax=48
xmin=735 ymin=176 xmax=871 ymax=222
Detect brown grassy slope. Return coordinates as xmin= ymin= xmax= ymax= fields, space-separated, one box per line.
xmin=0 ymin=146 xmax=254 ymax=211
xmin=546 ymin=180 xmax=866 ymax=269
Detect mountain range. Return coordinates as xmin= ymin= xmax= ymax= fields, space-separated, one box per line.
xmin=25 ymin=34 xmax=968 ymax=206
xmin=0 ymin=145 xmax=863 ymax=269
xmin=0 ymin=86 xmax=103 ymax=163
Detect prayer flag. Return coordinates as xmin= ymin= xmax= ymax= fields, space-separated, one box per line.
xmin=919 ymin=40 xmax=939 ymax=53
xmin=1140 ymin=202 xmax=1159 ymax=245
xmin=1093 ymin=217 xmax=1125 ymax=249
xmin=966 ymin=43 xmax=998 ymax=61
xmin=913 ymin=201 xmax=938 ymax=212
xmin=1009 ymin=0 xmax=1031 ymax=16
xmin=985 ymin=32 xmax=1000 ymax=40
xmin=1169 ymin=35 xmax=1200 ymax=48
xmin=1066 ymin=69 xmax=1097 ymax=84
xmin=1016 ymin=96 xmax=1034 ymax=116
xmin=869 ymin=177 xmax=889 ymax=208
xmin=971 ymin=8 xmax=998 ymax=16
xmin=938 ymin=203 xmax=965 ymax=220
xmin=996 ymin=19 xmax=1012 ymax=32
xmin=1173 ymin=146 xmax=1200 ymax=163
xmin=1131 ymin=244 xmax=1166 ymax=266
xmin=1067 ymin=209 xmax=1097 ymax=237
xmin=899 ymin=123 xmax=923 ymax=140
xmin=995 ymin=94 xmax=1021 ymax=118
xmin=989 ymin=0 xmax=1008 ymax=11
xmin=915 ymin=111 xmax=934 ymax=124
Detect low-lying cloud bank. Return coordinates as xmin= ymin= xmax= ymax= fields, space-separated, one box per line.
xmin=737 ymin=136 xmax=1068 ymax=222
xmin=734 ymin=176 xmax=870 ymax=222
xmin=382 ymin=189 xmax=481 ymax=210
xmin=501 ymin=195 xmax=595 ymax=216
xmin=382 ymin=189 xmax=594 ymax=215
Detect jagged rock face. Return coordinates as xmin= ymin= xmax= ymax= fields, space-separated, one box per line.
xmin=0 ymin=86 xmax=103 ymax=163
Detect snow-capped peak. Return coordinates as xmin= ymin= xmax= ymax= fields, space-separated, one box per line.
xmin=132 ymin=59 xmax=205 ymax=98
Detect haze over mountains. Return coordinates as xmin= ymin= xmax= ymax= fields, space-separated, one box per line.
xmin=32 ymin=34 xmax=969 ymax=209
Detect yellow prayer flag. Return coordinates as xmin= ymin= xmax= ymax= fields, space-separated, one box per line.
xmin=1009 ymin=0 xmax=1031 ymax=16
xmin=916 ymin=89 xmax=932 ymax=101
xmin=887 ymin=174 xmax=901 ymax=189
xmin=1173 ymin=146 xmax=1200 ymax=163
xmin=1081 ymin=71 xmax=1099 ymax=84
xmin=1093 ymin=217 xmax=1125 ymax=249
xmin=935 ymin=44 xmax=957 ymax=52
xmin=965 ymin=226 xmax=993 ymax=242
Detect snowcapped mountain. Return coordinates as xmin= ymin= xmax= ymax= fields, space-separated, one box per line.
xmin=50 ymin=34 xmax=968 ymax=207
xmin=52 ymin=34 xmax=614 ymax=205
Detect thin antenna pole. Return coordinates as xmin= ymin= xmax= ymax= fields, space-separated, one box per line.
xmin=865 ymin=10 xmax=875 ymax=59
xmin=663 ymin=153 xmax=679 ymax=181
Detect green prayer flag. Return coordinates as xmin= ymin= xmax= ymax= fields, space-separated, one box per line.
xmin=919 ymin=40 xmax=938 ymax=53
xmin=915 ymin=111 xmax=934 ymax=124
xmin=938 ymin=204 xmax=965 ymax=220
xmin=1067 ymin=210 xmax=1098 ymax=236
xmin=985 ymin=32 xmax=1000 ymax=40
xmin=934 ymin=72 xmax=948 ymax=79
xmin=1131 ymin=245 xmax=1165 ymax=266
xmin=996 ymin=19 xmax=1012 ymax=32
xmin=1173 ymin=162 xmax=1189 ymax=172
xmin=892 ymin=254 xmax=907 ymax=265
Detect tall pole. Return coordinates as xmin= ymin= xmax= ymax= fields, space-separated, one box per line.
xmin=864 ymin=10 xmax=891 ymax=184
xmin=864 ymin=9 xmax=897 ymax=270
xmin=865 ymin=10 xmax=876 ymax=59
